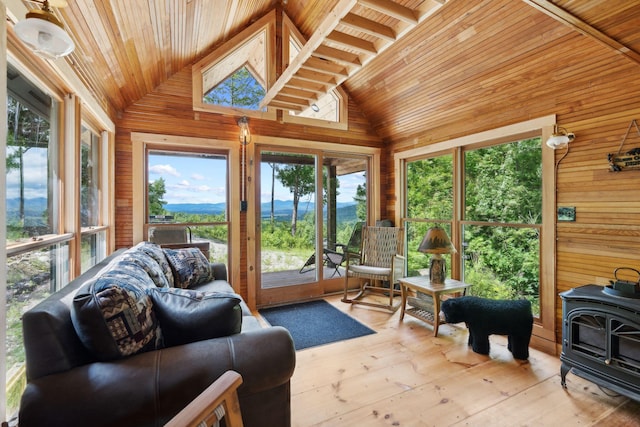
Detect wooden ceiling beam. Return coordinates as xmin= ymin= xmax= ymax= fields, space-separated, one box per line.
xmin=357 ymin=0 xmax=418 ymax=24
xmin=273 ymin=94 xmax=312 ymax=107
xmin=314 ymin=45 xmax=362 ymax=67
xmin=326 ymin=30 xmax=378 ymax=55
xmin=302 ymin=57 xmax=349 ymax=78
xmin=340 ymin=12 xmax=396 ymax=42
xmin=295 ymin=68 xmax=338 ymax=85
xmin=522 ymin=0 xmax=640 ymax=65
xmin=261 ymin=0 xmax=446 ymax=109
xmin=287 ymin=78 xmax=331 ymax=94
xmin=261 ymin=0 xmax=359 ymax=107
xmin=269 ymin=100 xmax=304 ymax=111
xmin=279 ymin=87 xmax=319 ymax=101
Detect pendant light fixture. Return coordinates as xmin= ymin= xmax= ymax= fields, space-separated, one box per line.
xmin=14 ymin=0 xmax=75 ymax=60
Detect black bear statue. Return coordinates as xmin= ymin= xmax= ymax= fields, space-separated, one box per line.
xmin=439 ymin=296 xmax=533 ymax=360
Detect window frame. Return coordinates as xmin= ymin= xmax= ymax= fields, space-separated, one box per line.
xmin=191 ymin=10 xmax=277 ymax=121
xmin=131 ymin=132 xmax=241 ymax=292
xmin=395 ymin=116 xmax=557 ymax=349
xmin=3 ymin=58 xmax=113 ymax=420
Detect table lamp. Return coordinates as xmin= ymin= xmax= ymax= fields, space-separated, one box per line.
xmin=418 ymin=226 xmax=456 ymax=285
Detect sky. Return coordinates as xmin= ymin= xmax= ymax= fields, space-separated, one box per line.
xmin=6 ymin=147 xmax=48 ymax=200
xmin=149 ymin=153 xmax=364 ymax=205
xmin=9 ymin=150 xmax=365 ymax=206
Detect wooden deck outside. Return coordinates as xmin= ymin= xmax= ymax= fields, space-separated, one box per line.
xmin=261 ymin=266 xmax=345 ymax=289
xmin=282 ymin=294 xmax=640 ymax=427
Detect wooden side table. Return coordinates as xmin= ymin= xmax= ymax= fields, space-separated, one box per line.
xmin=399 ymin=276 xmax=472 ymax=336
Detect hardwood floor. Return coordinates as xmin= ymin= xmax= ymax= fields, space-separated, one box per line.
xmin=287 ymin=294 xmax=640 ymax=426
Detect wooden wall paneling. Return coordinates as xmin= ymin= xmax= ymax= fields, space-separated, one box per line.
xmin=537 ymin=119 xmax=640 ymax=344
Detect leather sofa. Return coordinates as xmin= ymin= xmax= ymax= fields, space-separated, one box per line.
xmin=19 ymin=243 xmax=296 ymax=427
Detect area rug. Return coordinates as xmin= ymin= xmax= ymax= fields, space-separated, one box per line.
xmin=259 ymin=300 xmax=376 ymax=350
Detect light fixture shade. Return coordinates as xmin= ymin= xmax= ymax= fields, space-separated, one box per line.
xmin=237 ymin=116 xmax=251 ymax=145
xmin=546 ymin=126 xmax=575 ymax=150
xmin=418 ymin=226 xmax=456 ymax=254
xmin=14 ymin=10 xmax=75 ymax=59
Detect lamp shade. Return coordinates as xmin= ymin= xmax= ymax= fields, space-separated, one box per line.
xmin=418 ymin=226 xmax=456 ymax=254
xmin=546 ymin=134 xmax=571 ymax=149
xmin=14 ymin=9 xmax=75 ymax=59
xmin=546 ymin=126 xmax=575 ymax=150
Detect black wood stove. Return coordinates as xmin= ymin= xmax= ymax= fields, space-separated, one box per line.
xmin=560 ymin=284 xmax=640 ymax=401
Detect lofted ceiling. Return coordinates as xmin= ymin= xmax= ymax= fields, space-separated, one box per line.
xmin=7 ymin=0 xmax=640 ymax=144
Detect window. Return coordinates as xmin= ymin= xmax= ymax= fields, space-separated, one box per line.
xmin=80 ymin=124 xmax=106 ymax=273
xmin=281 ymin=14 xmax=348 ymax=129
xmin=5 ymin=64 xmax=70 ymax=420
xmin=192 ymin=10 xmax=347 ymax=127
xmin=399 ymin=117 xmax=555 ymax=342
xmin=405 ymin=154 xmax=453 ymax=277
xmin=405 ymin=139 xmax=542 ymax=315
xmin=6 ymin=66 xmax=57 ymax=243
xmin=192 ymin=11 xmax=276 ymax=120
xmin=146 ymin=150 xmax=230 ymax=265
xmin=463 ymin=139 xmax=542 ymax=314
xmin=204 ymin=66 xmax=266 ymax=111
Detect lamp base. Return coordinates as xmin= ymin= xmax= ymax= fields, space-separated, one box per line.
xmin=429 ymin=256 xmax=446 ymax=285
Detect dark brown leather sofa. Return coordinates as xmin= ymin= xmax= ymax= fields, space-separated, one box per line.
xmin=19 ymin=246 xmax=296 ymax=427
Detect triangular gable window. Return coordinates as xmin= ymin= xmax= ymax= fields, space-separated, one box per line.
xmin=192 ymin=11 xmax=275 ymax=120
xmin=192 ymin=9 xmax=346 ymax=128
xmin=204 ymin=66 xmax=266 ymax=111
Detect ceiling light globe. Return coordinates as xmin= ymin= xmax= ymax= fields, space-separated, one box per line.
xmin=546 ymin=134 xmax=570 ymax=149
xmin=15 ymin=12 xmax=75 ymax=59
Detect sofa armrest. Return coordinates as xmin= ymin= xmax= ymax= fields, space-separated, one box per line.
xmin=19 ymin=326 xmax=295 ymax=427
xmin=210 ymin=262 xmax=227 ymax=281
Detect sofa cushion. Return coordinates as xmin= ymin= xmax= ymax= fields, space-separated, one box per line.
xmin=71 ymin=274 xmax=163 ymax=361
xmin=118 ymin=248 xmax=171 ymax=288
xmin=105 ymin=258 xmax=160 ymax=290
xmin=134 ymin=241 xmax=175 ymax=287
xmin=148 ymin=287 xmax=242 ymax=347
xmin=163 ymin=247 xmax=212 ymax=288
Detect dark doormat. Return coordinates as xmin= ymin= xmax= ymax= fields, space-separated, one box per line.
xmin=259 ymin=300 xmax=376 ymax=350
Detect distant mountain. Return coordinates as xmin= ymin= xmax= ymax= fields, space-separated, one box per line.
xmin=6 ymin=197 xmax=48 ymax=226
xmin=164 ymin=199 xmax=357 ymax=221
xmin=164 ymin=202 xmax=226 ymax=215
xmin=8 ymin=198 xmax=357 ymax=223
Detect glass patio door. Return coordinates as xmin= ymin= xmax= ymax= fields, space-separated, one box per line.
xmin=257 ymin=149 xmax=368 ymax=306
xmin=259 ymin=151 xmax=320 ymax=296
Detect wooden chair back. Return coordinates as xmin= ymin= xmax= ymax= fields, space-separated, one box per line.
xmin=164 ymin=370 xmax=244 ymax=427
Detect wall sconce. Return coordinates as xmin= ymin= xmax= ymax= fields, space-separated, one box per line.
xmin=418 ymin=226 xmax=456 ymax=285
xmin=238 ymin=116 xmax=251 ymax=212
xmin=546 ymin=125 xmax=575 ymax=149
xmin=14 ymin=0 xmax=75 ymax=59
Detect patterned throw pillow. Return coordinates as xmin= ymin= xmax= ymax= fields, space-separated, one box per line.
xmin=163 ymin=247 xmax=212 ymax=289
xmin=134 ymin=241 xmax=175 ymax=287
xmin=71 ymin=274 xmax=163 ymax=361
xmin=118 ymin=248 xmax=170 ymax=288
xmin=105 ymin=258 xmax=159 ymax=290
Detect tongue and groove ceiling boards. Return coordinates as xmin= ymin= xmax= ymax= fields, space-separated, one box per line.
xmin=6 ymin=0 xmax=640 ymax=142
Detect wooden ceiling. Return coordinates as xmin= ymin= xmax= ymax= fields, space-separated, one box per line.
xmin=260 ymin=0 xmax=447 ymax=111
xmin=7 ymin=0 xmax=640 ymax=145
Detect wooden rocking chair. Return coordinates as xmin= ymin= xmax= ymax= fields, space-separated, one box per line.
xmin=342 ymin=225 xmax=405 ymax=311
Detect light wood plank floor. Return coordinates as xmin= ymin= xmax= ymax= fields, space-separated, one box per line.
xmin=287 ymin=294 xmax=640 ymax=427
